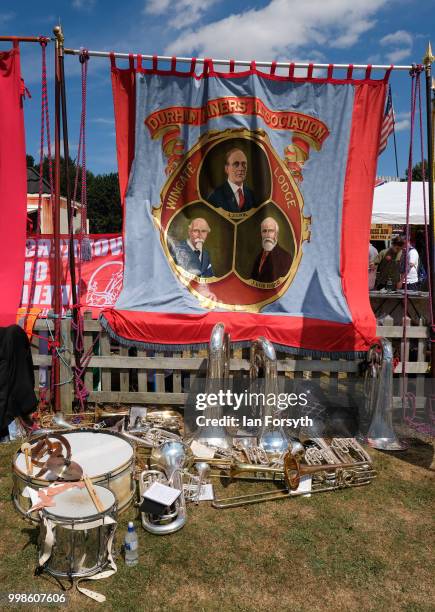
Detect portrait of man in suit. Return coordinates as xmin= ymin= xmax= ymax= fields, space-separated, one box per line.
xmin=208 ymin=148 xmax=256 ymax=213
xmin=169 ymin=217 xmax=214 ymax=278
xmin=251 ymin=217 xmax=292 ymax=283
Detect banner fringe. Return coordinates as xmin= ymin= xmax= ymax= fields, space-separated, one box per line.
xmin=99 ymin=315 xmax=366 ymax=360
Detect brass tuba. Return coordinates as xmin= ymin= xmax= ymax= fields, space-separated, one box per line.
xmin=193 ymin=322 xmax=232 ymax=449
xmin=250 ymin=337 xmax=288 ymax=455
xmin=365 ymin=338 xmax=407 ymax=450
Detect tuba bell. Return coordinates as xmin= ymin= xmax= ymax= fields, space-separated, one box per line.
xmin=193 ymin=322 xmax=232 ymax=449
xmin=365 ymin=338 xmax=407 ymax=451
xmin=251 ymin=337 xmax=288 ymax=455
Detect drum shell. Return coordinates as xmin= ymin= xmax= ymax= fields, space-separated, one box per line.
xmin=40 ymin=488 xmax=117 ymax=579
xmin=12 ymin=429 xmax=135 ymax=522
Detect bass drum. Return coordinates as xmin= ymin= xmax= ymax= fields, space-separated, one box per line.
xmin=13 ymin=429 xmax=135 ymax=522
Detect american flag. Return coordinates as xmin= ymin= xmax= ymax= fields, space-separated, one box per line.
xmin=378 ymin=85 xmax=395 ymax=156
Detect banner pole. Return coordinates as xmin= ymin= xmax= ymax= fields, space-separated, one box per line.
xmin=423 ymin=43 xmax=435 ymax=376
xmin=52 ymin=25 xmax=63 ymax=412
xmin=58 ymin=30 xmax=84 ymax=401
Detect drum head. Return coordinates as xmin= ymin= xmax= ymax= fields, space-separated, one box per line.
xmin=45 ymin=485 xmax=115 ymax=520
xmin=15 ymin=431 xmax=133 ymax=479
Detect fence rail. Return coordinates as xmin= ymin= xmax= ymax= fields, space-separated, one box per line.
xmin=31 ymin=313 xmax=430 ymax=412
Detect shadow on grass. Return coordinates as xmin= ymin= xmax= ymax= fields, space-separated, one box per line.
xmin=377 ymin=437 xmax=434 ymax=470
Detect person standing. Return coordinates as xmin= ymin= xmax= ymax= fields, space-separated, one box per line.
xmin=368 ymin=243 xmax=378 ymax=290
xmin=401 ymin=240 xmax=420 ymax=291
xmin=371 ymin=236 xmax=404 ymax=290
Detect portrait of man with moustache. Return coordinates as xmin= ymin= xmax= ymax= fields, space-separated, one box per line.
xmin=251 ymin=217 xmax=293 ymax=283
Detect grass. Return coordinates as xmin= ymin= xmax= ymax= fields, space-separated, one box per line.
xmin=0 ymin=439 xmax=433 ymax=612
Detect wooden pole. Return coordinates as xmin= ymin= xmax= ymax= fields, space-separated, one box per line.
xmin=423 ymin=43 xmax=435 ymax=375
xmin=53 ymin=25 xmax=63 ymax=411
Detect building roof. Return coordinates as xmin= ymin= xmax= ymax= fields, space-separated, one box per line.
xmin=27 ymin=166 xmax=51 ymax=194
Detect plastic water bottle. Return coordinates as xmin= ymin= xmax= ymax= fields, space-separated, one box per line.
xmin=386 ymin=277 xmax=393 ymax=292
xmin=124 ymin=521 xmax=138 ymax=566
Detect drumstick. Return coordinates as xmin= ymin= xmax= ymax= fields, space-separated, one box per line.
xmin=83 ymin=475 xmax=104 ymax=513
xmin=21 ymin=443 xmax=32 ymax=476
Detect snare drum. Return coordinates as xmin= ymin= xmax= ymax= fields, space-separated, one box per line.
xmin=13 ymin=429 xmax=135 ymax=521
xmin=39 ymin=485 xmax=117 ymax=579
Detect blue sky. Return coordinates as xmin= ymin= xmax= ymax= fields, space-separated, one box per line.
xmin=0 ymin=0 xmax=433 ymax=178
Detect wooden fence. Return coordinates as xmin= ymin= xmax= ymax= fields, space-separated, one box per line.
xmin=30 ymin=312 xmax=430 ymax=413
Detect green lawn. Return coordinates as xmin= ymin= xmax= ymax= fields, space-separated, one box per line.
xmin=0 ymin=439 xmax=433 ymax=612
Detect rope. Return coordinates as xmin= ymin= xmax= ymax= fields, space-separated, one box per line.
xmin=416 ymin=74 xmax=435 ymax=334
xmin=402 ymin=66 xmax=421 ymax=382
xmin=70 ymin=49 xmax=92 ymax=410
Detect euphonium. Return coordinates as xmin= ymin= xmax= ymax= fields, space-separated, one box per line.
xmin=139 ymin=440 xmax=187 ymax=535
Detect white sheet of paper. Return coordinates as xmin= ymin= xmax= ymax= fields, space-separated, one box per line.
xmin=143 ymin=481 xmax=181 ymax=506
xmin=290 ymin=475 xmax=312 ymax=497
xmin=198 ymin=483 xmax=214 ymax=501
xmin=190 ymin=440 xmax=215 ymax=459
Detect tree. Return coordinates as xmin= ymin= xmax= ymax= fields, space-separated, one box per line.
xmin=26 ymin=153 xmax=122 ymax=233
xmin=405 ymin=160 xmax=428 ymax=181
xmin=26 ymin=154 xmax=35 ymax=168
xmin=87 ymin=173 xmax=122 ymax=233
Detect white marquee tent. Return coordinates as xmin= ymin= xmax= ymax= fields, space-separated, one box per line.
xmin=371 ymin=181 xmax=430 ymax=225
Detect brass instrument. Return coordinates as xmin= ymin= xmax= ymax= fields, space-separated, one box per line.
xmin=250 ymin=337 xmax=288 ymax=455
xmin=365 ymin=338 xmax=407 ymax=451
xmin=193 ymin=322 xmax=232 ymax=449
xmin=139 ymin=441 xmax=187 ymax=535
xmin=212 ymin=451 xmax=376 ymax=509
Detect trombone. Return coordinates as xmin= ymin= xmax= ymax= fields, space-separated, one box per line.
xmin=212 ymin=453 xmax=376 ymax=509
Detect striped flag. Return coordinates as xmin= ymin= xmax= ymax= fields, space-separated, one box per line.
xmin=378 ymin=85 xmax=395 ymax=156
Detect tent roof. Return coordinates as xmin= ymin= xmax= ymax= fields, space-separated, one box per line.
xmin=372 ymin=181 xmax=430 ymax=225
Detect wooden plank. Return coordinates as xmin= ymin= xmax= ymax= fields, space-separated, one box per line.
xmin=32 ymin=355 xmax=53 ymax=367
xmin=377 ymin=326 xmax=428 ymax=338
xmin=154 ymin=352 xmax=165 ymax=393
xmin=172 ymin=351 xmax=182 ymax=393
xmin=88 ymin=391 xmax=187 ymax=404
xmin=393 ymin=362 xmax=429 ymax=374
xmin=99 ymin=332 xmax=112 ymax=391
xmin=119 ymin=346 xmax=129 ymax=392
xmin=83 ymin=312 xmax=94 ymax=394
xmin=137 ymin=349 xmax=148 ymax=393
xmin=59 ymin=317 xmax=73 ymax=413
xmin=73 ymin=355 xmax=361 ymax=372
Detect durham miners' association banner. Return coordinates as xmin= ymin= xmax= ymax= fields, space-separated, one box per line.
xmin=102 ymin=61 xmax=389 ymax=354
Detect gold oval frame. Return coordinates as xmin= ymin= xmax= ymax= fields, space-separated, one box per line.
xmin=155 ymin=128 xmax=310 ymax=312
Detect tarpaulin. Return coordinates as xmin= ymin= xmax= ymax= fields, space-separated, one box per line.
xmin=103 ymin=61 xmax=388 ymax=355
xmin=20 ymin=235 xmax=123 ymax=318
xmin=0 ymin=43 xmax=27 ymax=327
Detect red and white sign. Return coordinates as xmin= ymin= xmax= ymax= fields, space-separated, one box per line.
xmin=21 ymin=234 xmax=124 ymax=318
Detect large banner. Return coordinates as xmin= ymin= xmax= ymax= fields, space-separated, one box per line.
xmin=0 ymin=43 xmax=27 ymax=326
xmin=21 ymin=235 xmax=123 ymax=318
xmin=103 ymin=62 xmax=388 ymax=354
